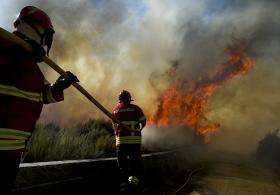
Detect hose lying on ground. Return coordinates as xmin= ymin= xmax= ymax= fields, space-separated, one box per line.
xmin=172 ymin=166 xmax=204 ymax=195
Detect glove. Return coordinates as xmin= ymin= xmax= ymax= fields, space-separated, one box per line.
xmin=25 ymin=39 xmax=46 ymax=62
xmin=52 ymin=71 xmax=79 ymax=91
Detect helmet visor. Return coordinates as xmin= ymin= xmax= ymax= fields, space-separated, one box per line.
xmin=44 ymin=28 xmax=54 ymax=56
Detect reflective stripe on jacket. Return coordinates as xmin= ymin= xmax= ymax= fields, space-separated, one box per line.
xmin=0 ymin=128 xmax=31 ymax=150
xmin=115 ymin=136 xmax=142 ymax=145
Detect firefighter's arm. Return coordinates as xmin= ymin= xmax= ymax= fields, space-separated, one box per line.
xmin=140 ymin=121 xmax=146 ymax=131
xmin=111 ymin=110 xmax=119 ymax=133
xmin=111 ymin=118 xmax=119 ymax=134
xmin=0 ymin=32 xmax=18 ymax=49
xmin=42 ymin=80 xmax=64 ymax=104
xmin=137 ymin=116 xmax=146 ymax=131
xmin=42 ymin=71 xmax=79 ymax=104
xmin=111 ymin=121 xmax=118 ymax=132
xmin=0 ymin=28 xmax=24 ymax=50
xmin=51 ymin=71 xmax=79 ymax=92
xmin=0 ymin=29 xmax=44 ymax=56
xmin=138 ymin=107 xmax=146 ymax=131
xmin=0 ymin=36 xmax=26 ymax=56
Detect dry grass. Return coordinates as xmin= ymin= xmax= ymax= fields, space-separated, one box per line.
xmin=23 ymin=119 xmax=115 ymax=162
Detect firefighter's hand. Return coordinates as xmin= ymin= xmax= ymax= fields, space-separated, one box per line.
xmin=131 ymin=123 xmax=143 ymax=132
xmin=132 ymin=128 xmax=141 ymax=132
xmin=130 ymin=126 xmax=141 ymax=132
xmin=112 ymin=122 xmax=118 ymax=131
xmin=52 ymin=71 xmax=79 ymax=91
xmin=25 ymin=39 xmax=45 ymax=62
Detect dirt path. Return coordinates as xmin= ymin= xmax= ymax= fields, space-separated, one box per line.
xmin=188 ymin=162 xmax=280 ymax=195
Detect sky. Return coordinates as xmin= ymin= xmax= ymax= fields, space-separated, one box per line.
xmin=1 ymin=0 xmax=280 ymax=154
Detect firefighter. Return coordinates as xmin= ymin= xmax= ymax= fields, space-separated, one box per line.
xmin=112 ymin=90 xmax=146 ymax=190
xmin=0 ymin=6 xmax=79 ymax=194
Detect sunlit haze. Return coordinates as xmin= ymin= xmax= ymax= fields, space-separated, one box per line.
xmin=1 ymin=0 xmax=280 ymax=154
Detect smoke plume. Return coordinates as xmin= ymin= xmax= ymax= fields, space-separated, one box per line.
xmin=1 ymin=0 xmax=280 ymax=154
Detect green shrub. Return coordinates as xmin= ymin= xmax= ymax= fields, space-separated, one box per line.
xmin=24 ymin=119 xmax=115 ymax=162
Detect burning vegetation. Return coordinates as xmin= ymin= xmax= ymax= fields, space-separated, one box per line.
xmin=148 ymin=38 xmax=256 ymax=142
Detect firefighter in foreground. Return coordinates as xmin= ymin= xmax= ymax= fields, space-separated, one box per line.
xmin=112 ymin=90 xmax=146 ymax=190
xmin=0 ymin=6 xmax=79 ymax=194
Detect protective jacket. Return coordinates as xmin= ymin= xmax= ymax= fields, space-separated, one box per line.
xmin=0 ymin=32 xmax=64 ymax=153
xmin=112 ymin=102 xmax=146 ymax=146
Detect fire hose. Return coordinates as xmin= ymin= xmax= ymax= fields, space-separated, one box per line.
xmin=0 ymin=27 xmax=133 ymax=132
xmin=172 ymin=166 xmax=204 ymax=195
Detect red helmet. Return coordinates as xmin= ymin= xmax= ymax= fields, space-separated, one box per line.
xmin=14 ymin=6 xmax=54 ymax=31
xmin=119 ymin=90 xmax=133 ymax=102
xmin=14 ymin=6 xmax=55 ymax=55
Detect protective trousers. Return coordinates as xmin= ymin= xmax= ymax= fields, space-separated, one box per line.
xmin=0 ymin=153 xmax=21 ymax=194
xmin=116 ymin=144 xmax=141 ymax=183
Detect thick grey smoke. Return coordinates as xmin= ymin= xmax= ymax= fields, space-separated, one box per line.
xmin=0 ymin=0 xmax=173 ymax=122
xmin=201 ymin=0 xmax=280 ymax=154
xmin=1 ymin=0 xmax=280 ymax=154
xmin=145 ymin=0 xmax=280 ymax=154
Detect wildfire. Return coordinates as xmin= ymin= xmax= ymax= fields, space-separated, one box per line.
xmin=148 ymin=39 xmax=256 ymax=142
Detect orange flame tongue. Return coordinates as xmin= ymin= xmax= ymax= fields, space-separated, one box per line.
xmin=148 ymin=39 xmax=256 ymax=142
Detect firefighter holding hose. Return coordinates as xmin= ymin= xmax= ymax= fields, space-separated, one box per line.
xmin=112 ymin=90 xmax=146 ymax=191
xmin=0 ymin=6 xmax=79 ymax=194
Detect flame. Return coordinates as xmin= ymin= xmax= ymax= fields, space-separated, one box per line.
xmin=148 ymin=39 xmax=256 ymax=142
